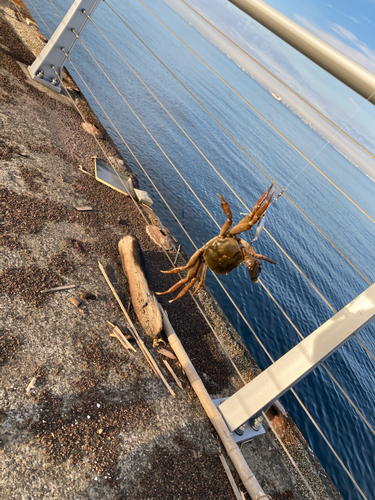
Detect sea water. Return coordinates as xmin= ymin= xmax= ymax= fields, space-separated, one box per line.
xmin=29 ymin=0 xmax=375 ymax=497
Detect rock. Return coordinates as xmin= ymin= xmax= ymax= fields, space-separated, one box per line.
xmin=108 ymin=156 xmax=124 ymax=167
xmin=81 ymin=122 xmax=103 ymax=139
xmin=269 ymin=413 xmax=287 ymax=439
xmin=33 ymin=31 xmax=47 ymax=43
xmin=146 ymin=225 xmax=175 ymax=251
xmin=134 ymin=188 xmax=152 ymax=206
xmin=141 ymin=205 xmax=161 ymax=225
xmin=25 ymin=18 xmax=39 ymax=29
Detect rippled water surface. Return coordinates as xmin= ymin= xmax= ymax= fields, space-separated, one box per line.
xmin=29 ymin=0 xmax=375 ymax=498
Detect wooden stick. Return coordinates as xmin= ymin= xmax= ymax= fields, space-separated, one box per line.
xmin=99 ymin=263 xmax=157 ymax=372
xmin=163 ymin=359 xmax=183 ymax=390
xmin=107 ymin=321 xmax=133 ymax=341
xmin=111 ymin=325 xmax=136 ymax=352
xmin=161 ymin=306 xmax=267 ymax=500
xmin=41 ymin=284 xmax=76 ymax=293
xmin=158 ymin=347 xmax=177 ymax=360
xmin=98 ymin=262 xmax=175 ymax=397
xmin=75 ymin=206 xmax=93 ymax=211
xmin=219 ymin=454 xmax=243 ymax=500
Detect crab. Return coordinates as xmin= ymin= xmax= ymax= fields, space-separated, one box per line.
xmin=157 ymin=184 xmax=276 ymax=302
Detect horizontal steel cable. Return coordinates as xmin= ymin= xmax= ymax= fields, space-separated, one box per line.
xmin=61 ymin=28 xmax=372 ymax=499
xmin=177 ymin=0 xmax=375 ymax=162
xmin=259 ymin=281 xmax=375 ymax=436
xmin=89 ymin=6 xmax=372 ymax=288
xmin=64 ymin=54 xmax=319 ymax=500
xmin=73 ymin=19 xmax=375 ymax=365
xmin=119 ymin=0 xmax=375 ymax=226
xmin=65 ymin=50 xmax=366 ymax=499
xmin=27 ymin=3 xmax=372 ymax=496
xmin=29 ymin=2 xmax=273 ymax=440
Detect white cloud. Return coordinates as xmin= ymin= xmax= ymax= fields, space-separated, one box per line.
xmin=348 ymin=16 xmax=360 ymax=24
xmin=294 ymin=15 xmax=375 ymax=72
xmin=330 ymin=23 xmax=359 ymax=43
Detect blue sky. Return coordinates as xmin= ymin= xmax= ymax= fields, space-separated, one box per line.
xmin=164 ymin=0 xmax=375 ymax=178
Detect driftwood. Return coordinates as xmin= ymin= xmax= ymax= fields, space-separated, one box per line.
xmin=118 ymin=235 xmax=163 ymax=340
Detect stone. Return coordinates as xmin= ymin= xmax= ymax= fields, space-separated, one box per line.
xmin=269 ymin=413 xmax=287 ymax=439
xmin=81 ymin=122 xmax=103 ymax=139
xmin=134 ymin=188 xmax=153 ymax=206
xmin=146 ymin=225 xmax=175 ymax=251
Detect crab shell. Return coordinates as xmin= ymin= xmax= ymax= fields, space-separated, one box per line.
xmin=203 ymin=237 xmax=243 ymax=275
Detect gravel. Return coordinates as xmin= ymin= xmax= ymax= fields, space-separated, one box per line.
xmin=0 ymin=3 xmax=343 ymax=499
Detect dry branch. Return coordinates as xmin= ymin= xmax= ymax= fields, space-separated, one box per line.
xmin=98 ymin=261 xmax=175 ymax=397
xmin=158 ymin=347 xmax=177 ymax=360
xmin=110 ymin=325 xmax=136 ymax=353
xmin=219 ymin=454 xmax=243 ymax=500
xmin=163 ymin=359 xmax=183 ymax=390
xmin=41 ymin=284 xmax=76 ymax=293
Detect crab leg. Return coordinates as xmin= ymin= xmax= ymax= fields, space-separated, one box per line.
xmin=155 ymin=276 xmax=190 ymax=295
xmin=240 ymin=238 xmax=276 ymax=265
xmin=192 ymin=263 xmax=208 ymax=295
xmin=157 ymin=259 xmax=202 ymax=296
xmin=217 ymin=194 xmax=233 ymax=236
xmin=160 ymin=247 xmax=204 ymax=275
xmin=251 ymin=252 xmax=276 ymax=265
xmin=228 ymin=184 xmax=274 ymax=236
xmin=169 ymin=261 xmax=203 ymax=302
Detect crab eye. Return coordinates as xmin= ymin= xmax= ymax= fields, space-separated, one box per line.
xmin=249 ymin=261 xmax=262 ymax=282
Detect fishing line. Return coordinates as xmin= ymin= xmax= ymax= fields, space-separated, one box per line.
xmin=125 ymin=0 xmax=375 ymax=226
xmin=68 ymin=7 xmax=375 ymax=366
xmin=282 ymin=87 xmax=375 ymax=193
xmin=26 ymin=4 xmax=374 ymax=496
xmin=88 ymin=3 xmax=373 ymax=293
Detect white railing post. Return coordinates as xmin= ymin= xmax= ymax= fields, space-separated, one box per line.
xmin=219 ymin=283 xmax=375 ymax=432
xmin=28 ymin=0 xmax=100 ymax=92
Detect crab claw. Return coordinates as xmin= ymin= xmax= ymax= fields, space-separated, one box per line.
xmin=248 ymin=259 xmax=262 ymax=282
xmin=228 ymin=184 xmax=274 ymax=236
xmin=252 ymin=184 xmax=274 ymax=221
xmin=253 ymin=183 xmax=274 ymax=213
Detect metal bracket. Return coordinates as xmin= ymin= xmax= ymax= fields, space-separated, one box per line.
xmin=218 ymin=283 xmax=375 ymax=433
xmin=27 ymin=0 xmax=100 ymax=92
xmin=213 ymin=398 xmax=265 ymax=444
